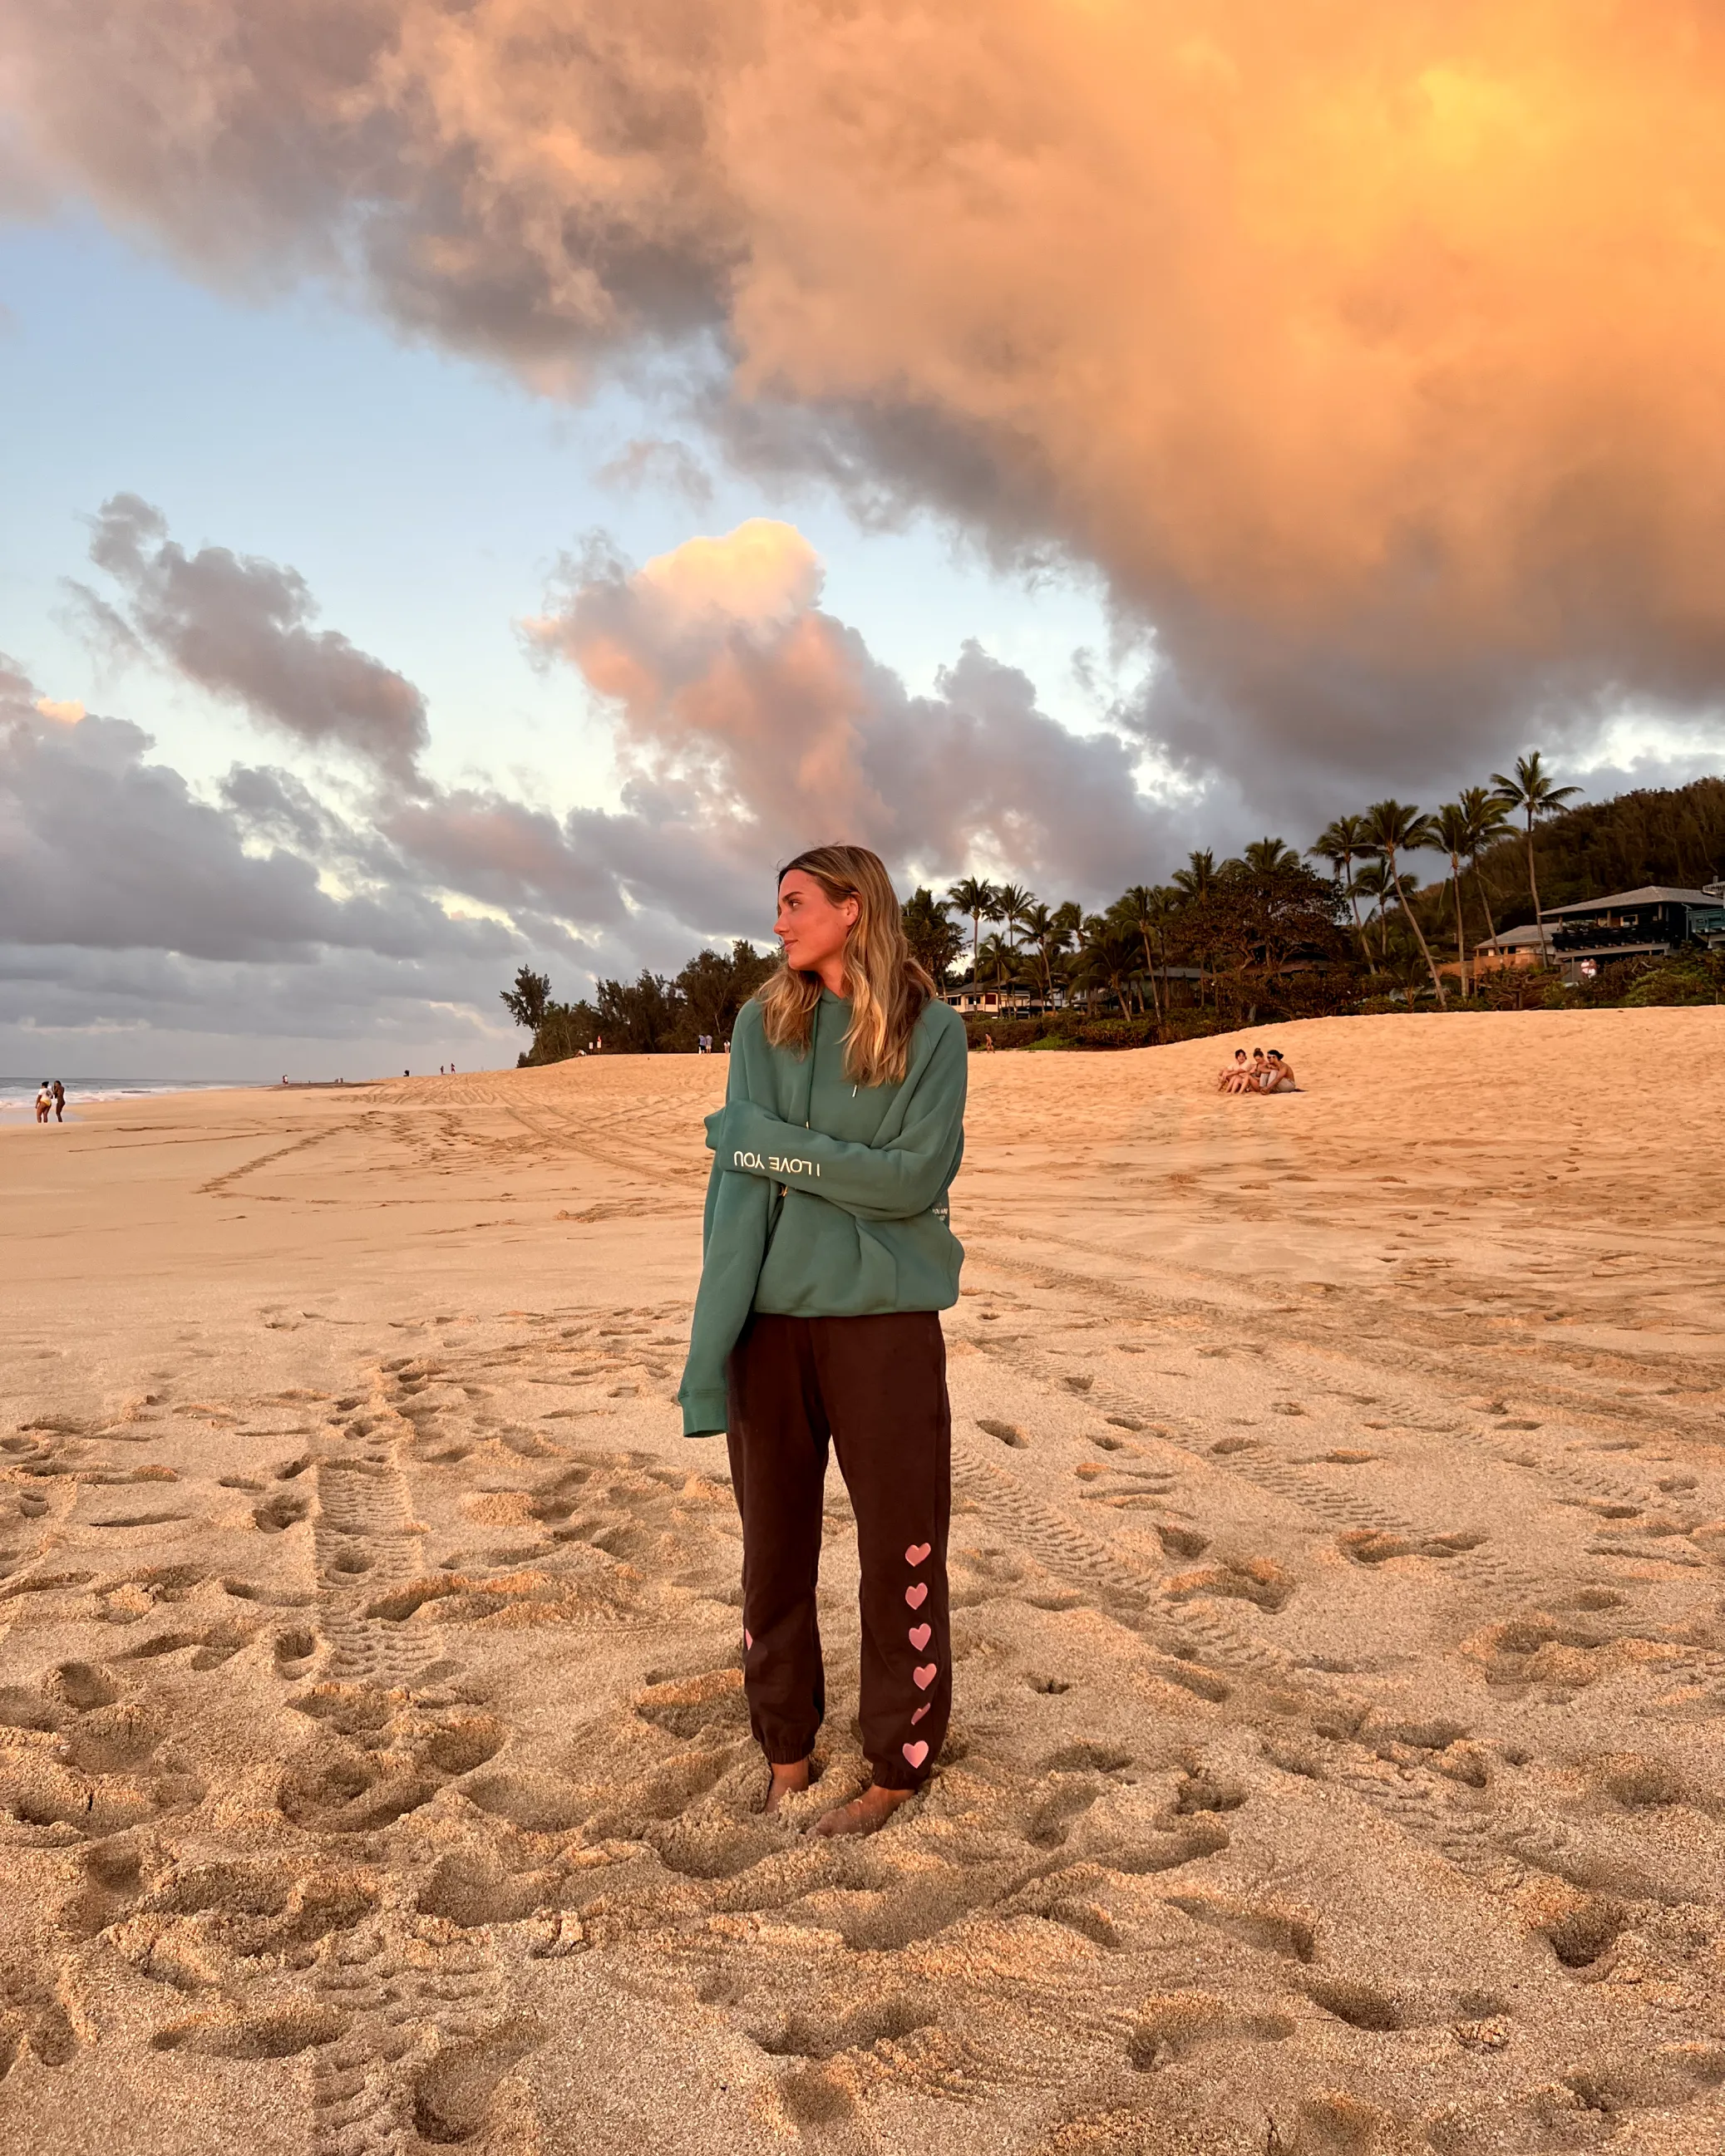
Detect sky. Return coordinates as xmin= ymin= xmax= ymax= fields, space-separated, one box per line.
xmin=4 ymin=0 xmax=1725 ymax=1078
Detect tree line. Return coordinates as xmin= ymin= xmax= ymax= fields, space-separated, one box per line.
xmin=501 ymin=762 xmax=1725 ymax=1058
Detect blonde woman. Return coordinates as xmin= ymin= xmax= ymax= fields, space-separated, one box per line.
xmin=678 ymin=845 xmax=968 ymax=1838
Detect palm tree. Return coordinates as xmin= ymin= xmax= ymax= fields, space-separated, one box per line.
xmin=946 ymin=877 xmax=1000 ymax=988
xmin=1171 ymin=851 xmax=1220 ymax=1006
xmin=1075 ymin=917 xmax=1138 ymax=1019
xmin=1309 ymin=813 xmax=1374 ymax=967
xmin=994 ymin=883 xmax=1036 ymax=953
xmin=1020 ymin=901 xmax=1056 ymax=1002
xmin=1489 ymin=751 xmax=1580 ymax=950
xmin=1048 ymin=901 xmax=1083 ymax=1007
xmin=1350 ymin=859 xmax=1397 ymax=960
xmin=1172 ymin=849 xmax=1218 ymax=900
xmin=1430 ymin=802 xmax=1476 ymax=997
xmin=1455 ymin=785 xmax=1511 ymax=951
xmin=976 ymin=931 xmax=1016 ymax=992
xmin=1235 ymin=836 xmax=1301 ymax=874
xmin=1363 ymin=798 xmax=1448 ymax=1007
xmin=1111 ymin=885 xmax=1167 ymax=1026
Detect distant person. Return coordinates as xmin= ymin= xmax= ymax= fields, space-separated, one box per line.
xmin=1217 ymin=1049 xmax=1250 ymax=1094
xmin=404 ymin=1069 xmax=410 ymax=1078
xmin=51 ymin=1079 xmax=65 ymax=1121
xmin=36 ymin=1082 xmax=52 ymax=1124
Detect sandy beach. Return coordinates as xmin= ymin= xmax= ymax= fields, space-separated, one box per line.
xmin=2 ymin=1009 xmax=1723 ymax=2155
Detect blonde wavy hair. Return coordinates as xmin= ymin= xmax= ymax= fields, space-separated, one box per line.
xmin=757 ymin=844 xmax=935 ymax=1088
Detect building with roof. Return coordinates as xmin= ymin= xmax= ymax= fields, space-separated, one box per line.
xmin=1470 ymin=922 xmax=1554 ymax=972
xmin=1545 ymin=887 xmax=1725 ymax=967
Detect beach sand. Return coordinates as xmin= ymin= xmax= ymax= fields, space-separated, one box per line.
xmin=2 ymin=1008 xmax=1723 ymax=2154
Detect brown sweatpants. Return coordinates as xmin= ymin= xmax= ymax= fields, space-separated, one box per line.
xmin=725 ymin=1310 xmax=951 ymax=1791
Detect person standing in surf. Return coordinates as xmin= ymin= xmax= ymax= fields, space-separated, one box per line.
xmin=678 ymin=844 xmax=968 ymax=1838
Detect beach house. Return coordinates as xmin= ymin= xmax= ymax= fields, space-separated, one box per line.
xmin=1545 ymin=886 xmax=1725 ymax=973
xmin=1470 ymin=923 xmax=1555 ymax=973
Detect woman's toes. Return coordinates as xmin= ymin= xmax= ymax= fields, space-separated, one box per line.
xmin=813 ymin=1785 xmax=914 ymax=1838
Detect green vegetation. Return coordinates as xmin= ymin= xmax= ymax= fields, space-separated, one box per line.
xmin=502 ymin=771 xmax=1723 ymax=1061
xmin=505 ymin=941 xmax=776 ymax=1065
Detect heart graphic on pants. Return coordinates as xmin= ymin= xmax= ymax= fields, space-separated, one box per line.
xmin=902 ymin=1740 xmax=929 ymax=1769
xmin=904 ymin=1582 xmax=929 ymax=1610
xmin=904 ymin=1542 xmax=931 ymax=1567
xmin=743 ymin=1630 xmax=752 ymax=1650
xmin=908 ymin=1623 xmax=931 ymax=1650
xmin=911 ymin=1704 xmax=930 ymax=1724
xmin=914 ymin=1662 xmax=937 ymax=1691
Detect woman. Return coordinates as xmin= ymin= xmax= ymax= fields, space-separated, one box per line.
xmin=678 ymin=845 xmax=968 ymax=1839
xmin=1217 ymin=1049 xmax=1250 ymax=1094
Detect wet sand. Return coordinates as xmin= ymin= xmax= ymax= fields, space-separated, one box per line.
xmin=2 ymin=1008 xmax=1723 ymax=2154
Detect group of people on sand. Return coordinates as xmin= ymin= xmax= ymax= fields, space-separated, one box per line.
xmin=34 ymin=1080 xmax=65 ymax=1123
xmin=1217 ymin=1046 xmax=1298 ymax=1095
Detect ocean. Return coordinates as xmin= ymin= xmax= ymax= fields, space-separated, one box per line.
xmin=0 ymin=1077 xmax=268 ymax=1117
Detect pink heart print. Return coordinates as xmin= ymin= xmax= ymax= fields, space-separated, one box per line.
xmin=743 ymin=1630 xmax=752 ymax=1650
xmin=914 ymin=1663 xmax=937 ymax=1691
xmin=902 ymin=1740 xmax=929 ymax=1769
xmin=904 ymin=1583 xmax=928 ymax=1610
xmin=911 ymin=1704 xmax=930 ymax=1725
xmin=908 ymin=1623 xmax=931 ymax=1651
xmin=904 ymin=1542 xmax=931 ymax=1567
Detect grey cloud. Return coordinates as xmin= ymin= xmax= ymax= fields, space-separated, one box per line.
xmin=0 ymin=487 xmax=1326 ymax=1080
xmin=596 ymin=436 xmax=715 ymax=506
xmin=0 ymin=662 xmax=503 ymax=967
xmin=86 ymin=494 xmax=429 ymax=780
xmin=523 ymin=521 xmax=1193 ymax=904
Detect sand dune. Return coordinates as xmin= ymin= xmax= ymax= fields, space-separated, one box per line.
xmin=2 ymin=1010 xmax=1723 ymax=2154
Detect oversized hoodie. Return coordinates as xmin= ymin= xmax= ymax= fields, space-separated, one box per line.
xmin=675 ymin=989 xmax=968 ymax=1436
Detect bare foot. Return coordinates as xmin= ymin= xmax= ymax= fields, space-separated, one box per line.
xmin=813 ymin=1783 xmax=915 ymax=1838
xmin=762 ymin=1758 xmax=811 ymax=1815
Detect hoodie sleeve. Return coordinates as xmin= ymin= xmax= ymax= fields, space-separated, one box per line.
xmin=715 ymin=1012 xmax=967 ymax=1223
xmin=674 ymin=1010 xmax=774 ymax=1438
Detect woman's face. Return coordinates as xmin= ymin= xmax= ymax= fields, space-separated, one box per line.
xmin=775 ymin=870 xmax=859 ymax=975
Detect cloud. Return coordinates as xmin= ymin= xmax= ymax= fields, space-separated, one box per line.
xmin=519 ymin=519 xmax=1186 ymax=893
xmin=1 ymin=495 xmax=1212 ymax=1067
xmin=11 ymin=2 xmax=1725 ymax=801
xmin=81 ymin=494 xmax=430 ymax=780
xmin=596 ymin=436 xmax=715 ymax=507
xmin=0 ymin=653 xmax=528 ymax=1075
xmin=0 ymin=664 xmax=466 ymax=961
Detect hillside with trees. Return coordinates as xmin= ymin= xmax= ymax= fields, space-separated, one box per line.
xmin=502 ymin=767 xmax=1724 ymax=1060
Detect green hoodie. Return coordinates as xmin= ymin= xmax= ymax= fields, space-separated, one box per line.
xmin=676 ymin=990 xmax=968 ymax=1436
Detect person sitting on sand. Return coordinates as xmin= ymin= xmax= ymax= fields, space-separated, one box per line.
xmin=1259 ymin=1050 xmax=1298 ymax=1094
xmin=1246 ymin=1049 xmax=1274 ymax=1092
xmin=1217 ymin=1049 xmax=1250 ymax=1094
